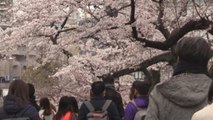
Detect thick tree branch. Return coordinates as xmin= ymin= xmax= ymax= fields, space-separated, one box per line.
xmin=99 ymin=51 xmax=174 ymax=79
xmin=208 ymin=26 xmax=213 ymax=35
xmin=129 ymin=0 xmax=138 ymax=38
xmin=137 ymin=18 xmax=213 ymax=50
xmin=51 ymin=16 xmax=69 ymax=45
xmin=155 ymin=1 xmax=170 ymax=39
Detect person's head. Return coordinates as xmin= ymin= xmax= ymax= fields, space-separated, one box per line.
xmin=27 ymin=83 xmax=35 ymax=99
xmin=175 ymin=37 xmax=212 ymax=66
xmin=129 ymin=80 xmax=151 ymax=100
xmin=102 ymin=75 xmax=114 ymax=84
xmin=39 ymin=97 xmax=52 ymax=115
xmin=8 ymin=80 xmax=29 ymax=105
xmin=208 ymin=82 xmax=213 ymax=104
xmin=91 ymin=81 xmax=105 ymax=96
xmin=39 ymin=97 xmax=50 ymax=109
xmin=55 ymin=96 xmax=71 ymax=119
xmin=68 ymin=96 xmax=79 ymax=113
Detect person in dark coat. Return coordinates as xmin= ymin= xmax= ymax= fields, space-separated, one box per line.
xmin=27 ymin=83 xmax=40 ymax=111
xmin=78 ymin=81 xmax=121 ymax=120
xmin=0 ymin=80 xmax=39 ymax=120
xmin=103 ymin=75 xmax=124 ymax=118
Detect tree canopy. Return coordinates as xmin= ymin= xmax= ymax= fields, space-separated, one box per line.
xmin=0 ymin=0 xmax=212 ymax=99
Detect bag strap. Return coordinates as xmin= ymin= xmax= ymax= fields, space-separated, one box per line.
xmin=102 ymin=100 xmax=111 ymax=111
xmin=84 ymin=101 xmax=95 ymax=112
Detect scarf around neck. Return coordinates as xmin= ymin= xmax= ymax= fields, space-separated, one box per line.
xmin=173 ymin=61 xmax=209 ymax=76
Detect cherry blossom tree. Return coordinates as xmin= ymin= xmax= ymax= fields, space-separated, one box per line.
xmin=0 ymin=0 xmax=213 ymax=101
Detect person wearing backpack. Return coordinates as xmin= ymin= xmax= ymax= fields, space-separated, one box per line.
xmin=103 ymin=76 xmax=124 ymax=119
xmin=0 ymin=80 xmax=40 ymax=120
xmin=124 ymin=80 xmax=151 ymax=120
xmin=78 ymin=81 xmax=121 ymax=120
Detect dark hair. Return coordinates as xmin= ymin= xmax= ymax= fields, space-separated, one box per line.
xmin=27 ymin=83 xmax=40 ymax=111
xmin=91 ymin=81 xmax=105 ymax=96
xmin=175 ymin=37 xmax=212 ymax=66
xmin=102 ymin=75 xmax=114 ymax=84
xmin=130 ymin=80 xmax=151 ymax=100
xmin=208 ymin=82 xmax=213 ymax=104
xmin=69 ymin=96 xmax=79 ymax=113
xmin=8 ymin=80 xmax=29 ymax=105
xmin=27 ymin=83 xmax=35 ymax=99
xmin=39 ymin=97 xmax=52 ymax=116
xmin=55 ymin=96 xmax=71 ymax=119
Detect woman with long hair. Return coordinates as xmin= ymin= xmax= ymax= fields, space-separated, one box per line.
xmin=39 ymin=97 xmax=55 ymax=120
xmin=0 ymin=80 xmax=39 ymax=120
xmin=54 ymin=96 xmax=78 ymax=120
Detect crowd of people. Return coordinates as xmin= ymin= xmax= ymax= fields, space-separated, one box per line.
xmin=0 ymin=36 xmax=213 ymax=120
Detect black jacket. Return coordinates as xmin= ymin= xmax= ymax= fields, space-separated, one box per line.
xmin=0 ymin=95 xmax=39 ymax=120
xmin=105 ymin=85 xmax=124 ymax=118
xmin=78 ymin=96 xmax=121 ymax=120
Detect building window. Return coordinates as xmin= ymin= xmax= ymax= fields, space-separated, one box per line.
xmin=134 ymin=71 xmax=144 ymax=80
xmin=0 ymin=77 xmax=6 ymax=83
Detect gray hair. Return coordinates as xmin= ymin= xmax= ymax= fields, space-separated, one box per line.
xmin=175 ymin=37 xmax=212 ymax=66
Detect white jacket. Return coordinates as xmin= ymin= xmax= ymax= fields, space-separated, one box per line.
xmin=191 ymin=104 xmax=213 ymax=120
xmin=39 ymin=109 xmax=54 ymax=120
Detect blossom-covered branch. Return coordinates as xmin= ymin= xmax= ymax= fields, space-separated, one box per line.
xmin=99 ymin=51 xmax=174 ymax=78
xmin=136 ymin=18 xmax=213 ymax=50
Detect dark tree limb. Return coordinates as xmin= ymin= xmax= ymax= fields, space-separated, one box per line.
xmin=208 ymin=26 xmax=213 ymax=35
xmin=130 ymin=0 xmax=138 ymax=38
xmin=98 ymin=51 xmax=174 ymax=79
xmin=62 ymin=49 xmax=73 ymax=58
xmin=125 ymin=0 xmax=138 ymax=38
xmin=152 ymin=0 xmax=163 ymax=3
xmin=136 ymin=18 xmax=213 ymax=50
xmin=155 ymin=0 xmax=170 ymax=39
xmin=50 ymin=16 xmax=69 ymax=45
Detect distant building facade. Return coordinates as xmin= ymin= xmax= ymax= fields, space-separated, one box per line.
xmin=0 ymin=46 xmax=37 ymax=96
xmin=0 ymin=46 xmax=37 ymax=80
